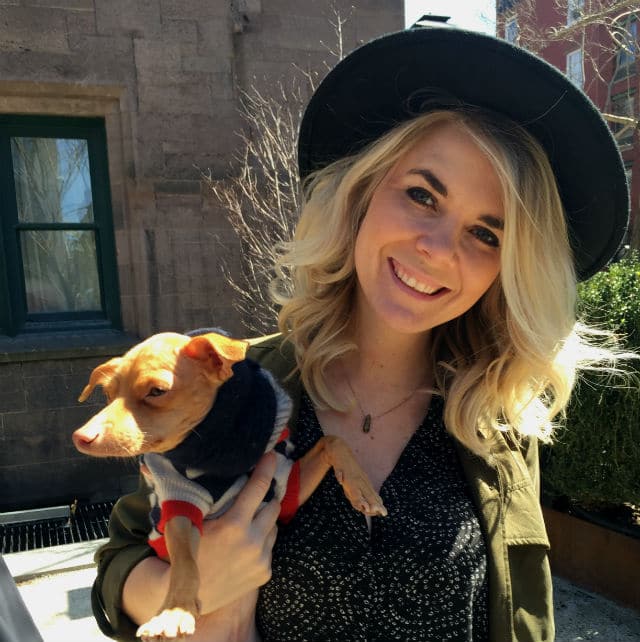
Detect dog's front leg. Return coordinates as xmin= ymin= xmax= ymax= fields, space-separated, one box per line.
xmin=136 ymin=516 xmax=201 ymax=640
xmin=297 ymin=435 xmax=387 ymax=517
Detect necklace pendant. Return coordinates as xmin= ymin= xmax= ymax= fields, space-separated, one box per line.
xmin=362 ymin=414 xmax=372 ymax=433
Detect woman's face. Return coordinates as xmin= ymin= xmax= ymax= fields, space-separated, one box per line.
xmin=353 ymin=121 xmax=504 ymax=337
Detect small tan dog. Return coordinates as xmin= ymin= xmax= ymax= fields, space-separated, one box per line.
xmin=73 ymin=331 xmax=386 ymax=641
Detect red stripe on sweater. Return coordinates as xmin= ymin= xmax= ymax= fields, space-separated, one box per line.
xmin=149 ymin=536 xmax=169 ymax=560
xmin=276 ymin=426 xmax=290 ymax=444
xmin=279 ymin=460 xmax=300 ymax=524
xmin=157 ymin=500 xmax=205 ymax=535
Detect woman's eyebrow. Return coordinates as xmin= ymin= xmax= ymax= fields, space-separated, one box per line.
xmin=407 ymin=168 xmax=448 ymax=197
xmin=479 ymin=214 xmax=504 ymax=230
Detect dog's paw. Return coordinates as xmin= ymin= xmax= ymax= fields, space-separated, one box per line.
xmin=323 ymin=436 xmax=388 ymax=517
xmin=340 ymin=474 xmax=388 ymax=517
xmin=136 ymin=607 xmax=196 ymax=640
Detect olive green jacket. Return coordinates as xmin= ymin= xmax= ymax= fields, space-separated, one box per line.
xmin=91 ymin=334 xmax=555 ymax=642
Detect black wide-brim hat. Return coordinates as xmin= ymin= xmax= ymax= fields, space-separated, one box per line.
xmin=298 ymin=25 xmax=629 ymax=281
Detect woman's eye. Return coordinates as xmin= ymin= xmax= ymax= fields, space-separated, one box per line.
xmin=472 ymin=227 xmax=500 ymax=248
xmin=407 ymin=186 xmax=436 ymax=208
xmin=147 ymin=387 xmax=167 ymax=398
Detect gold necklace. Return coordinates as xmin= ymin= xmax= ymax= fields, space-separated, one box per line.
xmin=345 ymin=375 xmax=421 ymax=433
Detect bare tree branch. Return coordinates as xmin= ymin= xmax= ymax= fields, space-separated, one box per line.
xmin=201 ymin=5 xmax=349 ymax=334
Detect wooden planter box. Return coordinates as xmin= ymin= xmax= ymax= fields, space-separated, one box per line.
xmin=543 ymin=507 xmax=640 ymax=611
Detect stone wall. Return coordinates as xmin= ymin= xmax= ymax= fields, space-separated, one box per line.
xmin=0 ymin=0 xmax=404 ymax=511
xmin=1 ymin=353 xmax=140 ymax=512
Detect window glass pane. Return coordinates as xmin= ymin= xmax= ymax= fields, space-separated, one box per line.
xmin=11 ymin=137 xmax=94 ymax=224
xmin=618 ymin=20 xmax=638 ymax=68
xmin=567 ymin=0 xmax=584 ymax=25
xmin=612 ymin=93 xmax=635 ymax=145
xmin=20 ymin=230 xmax=101 ymax=313
xmin=566 ymin=49 xmax=584 ymax=87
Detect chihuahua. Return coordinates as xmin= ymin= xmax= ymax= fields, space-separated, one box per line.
xmin=72 ymin=331 xmax=386 ymax=641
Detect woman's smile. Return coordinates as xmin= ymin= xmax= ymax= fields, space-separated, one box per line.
xmin=389 ymin=258 xmax=449 ymax=297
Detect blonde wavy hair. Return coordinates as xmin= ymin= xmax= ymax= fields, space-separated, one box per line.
xmin=272 ymin=109 xmax=620 ymax=457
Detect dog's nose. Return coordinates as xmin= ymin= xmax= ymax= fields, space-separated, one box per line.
xmin=72 ymin=421 xmax=106 ymax=452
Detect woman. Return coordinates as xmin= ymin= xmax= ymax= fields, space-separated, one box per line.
xmin=92 ymin=25 xmax=629 ymax=642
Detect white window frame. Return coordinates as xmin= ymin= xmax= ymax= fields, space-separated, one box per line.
xmin=566 ymin=48 xmax=584 ymax=87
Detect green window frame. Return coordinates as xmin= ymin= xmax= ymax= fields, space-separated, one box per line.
xmin=0 ymin=115 xmax=121 ymax=336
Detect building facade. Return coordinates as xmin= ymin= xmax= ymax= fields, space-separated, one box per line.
xmin=497 ymin=0 xmax=639 ymax=246
xmin=0 ymin=0 xmax=404 ymax=511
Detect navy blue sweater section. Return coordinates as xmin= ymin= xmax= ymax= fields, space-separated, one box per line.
xmin=162 ymin=358 xmax=279 ymax=502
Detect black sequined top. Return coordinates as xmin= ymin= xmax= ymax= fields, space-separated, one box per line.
xmin=256 ymin=393 xmax=489 ymax=642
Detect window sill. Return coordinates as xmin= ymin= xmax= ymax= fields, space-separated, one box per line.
xmin=0 ymin=329 xmax=138 ymax=363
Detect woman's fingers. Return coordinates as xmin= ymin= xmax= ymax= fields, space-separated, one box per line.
xmin=227 ymin=452 xmax=278 ymax=522
xmin=195 ymin=453 xmax=281 ymax=614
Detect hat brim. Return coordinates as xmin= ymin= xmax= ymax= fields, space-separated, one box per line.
xmin=298 ymin=26 xmax=629 ymax=281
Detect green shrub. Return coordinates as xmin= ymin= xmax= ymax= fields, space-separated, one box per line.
xmin=541 ymin=251 xmax=640 ymax=507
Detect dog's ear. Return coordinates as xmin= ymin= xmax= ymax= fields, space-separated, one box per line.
xmin=184 ymin=333 xmax=249 ymax=381
xmin=78 ymin=358 xmax=122 ymax=402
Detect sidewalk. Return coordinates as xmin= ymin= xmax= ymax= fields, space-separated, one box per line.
xmin=5 ymin=540 xmax=640 ymax=641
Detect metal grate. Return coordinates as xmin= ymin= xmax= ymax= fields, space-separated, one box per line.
xmin=0 ymin=501 xmax=114 ymax=554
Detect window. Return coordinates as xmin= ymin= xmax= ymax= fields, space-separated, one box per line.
xmin=0 ymin=116 xmax=120 ymax=336
xmin=615 ymin=18 xmax=638 ymax=80
xmin=567 ymin=0 xmax=584 ymax=26
xmin=505 ymin=17 xmax=518 ymax=44
xmin=611 ymin=92 xmax=636 ymax=147
xmin=566 ymin=49 xmax=584 ymax=87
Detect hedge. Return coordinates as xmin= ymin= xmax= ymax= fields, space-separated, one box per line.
xmin=541 ymin=251 xmax=640 ymax=507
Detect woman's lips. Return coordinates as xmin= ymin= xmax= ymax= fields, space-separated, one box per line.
xmin=390 ymin=259 xmax=449 ymax=297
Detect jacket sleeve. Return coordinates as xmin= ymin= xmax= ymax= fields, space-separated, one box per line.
xmin=91 ymin=475 xmax=155 ymax=642
xmin=522 ymin=436 xmax=541 ymax=498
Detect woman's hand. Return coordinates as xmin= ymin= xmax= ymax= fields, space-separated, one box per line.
xmin=122 ymin=452 xmax=279 ymax=627
xmin=197 ymin=452 xmax=280 ymax=613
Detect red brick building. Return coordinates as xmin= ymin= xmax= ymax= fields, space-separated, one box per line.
xmin=497 ymin=0 xmax=639 ymax=247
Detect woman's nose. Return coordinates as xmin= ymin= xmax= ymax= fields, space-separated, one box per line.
xmin=415 ymin=220 xmax=458 ymax=263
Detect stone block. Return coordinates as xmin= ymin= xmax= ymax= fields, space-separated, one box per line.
xmin=24 ymin=372 xmax=88 ymax=410
xmin=133 ymin=39 xmax=182 ymax=83
xmin=96 ymin=0 xmax=162 ymax=39
xmin=353 ymin=9 xmax=404 ymax=43
xmin=120 ymin=294 xmax=138 ymax=332
xmin=3 ymin=406 xmax=92 ymax=463
xmin=20 ymin=360 xmax=72 ymax=377
xmin=24 ymin=0 xmax=94 ymax=8
xmin=0 ymin=365 xmax=26 ymax=413
xmin=65 ymin=10 xmax=97 ymax=35
xmin=68 ymin=32 xmax=134 ymax=59
xmin=164 ymin=151 xmax=226 ymax=180
xmin=0 ymin=7 xmax=70 ymax=54
xmin=350 ymin=0 xmax=403 ymax=13
xmin=162 ymin=18 xmax=199 ymax=43
xmin=69 ymin=355 xmax=115 ymax=374
xmin=156 ymin=293 xmax=181 ymax=330
xmin=196 ymin=18 xmax=233 ymax=57
xmin=256 ymin=12 xmax=330 ymax=52
xmin=160 ymin=0 xmax=229 ymax=21
xmin=0 ymin=456 xmax=136 ymax=511
xmin=137 ymin=81 xmax=214 ymax=116
xmin=135 ymin=139 xmax=165 ymax=178
xmin=181 ymin=48 xmax=232 ymax=76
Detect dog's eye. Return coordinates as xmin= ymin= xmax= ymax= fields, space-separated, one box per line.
xmin=147 ymin=387 xmax=167 ymax=398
